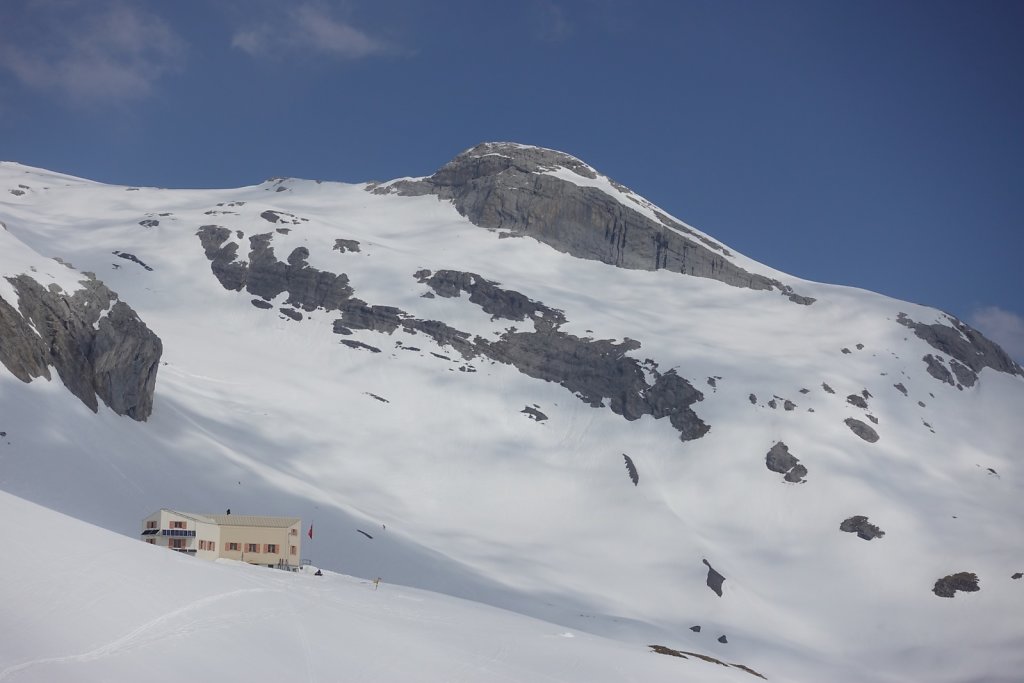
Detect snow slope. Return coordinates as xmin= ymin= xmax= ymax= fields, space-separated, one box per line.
xmin=0 ymin=150 xmax=1022 ymax=682
xmin=0 ymin=490 xmax=753 ymax=683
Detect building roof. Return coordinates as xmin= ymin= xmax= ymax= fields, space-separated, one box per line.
xmin=162 ymin=510 xmax=300 ymax=528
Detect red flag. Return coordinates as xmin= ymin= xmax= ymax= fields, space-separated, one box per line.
xmin=307 ymin=523 xmax=313 ymax=540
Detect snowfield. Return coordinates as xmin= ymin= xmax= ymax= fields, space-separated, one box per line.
xmin=0 ymin=151 xmax=1021 ymax=682
xmin=0 ymin=490 xmax=752 ymax=683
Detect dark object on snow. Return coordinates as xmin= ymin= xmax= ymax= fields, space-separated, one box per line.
xmin=844 ymin=418 xmax=879 ymax=443
xmin=765 ymin=441 xmax=807 ymax=483
xmin=846 ymin=394 xmax=868 ymax=409
xmin=113 ymin=251 xmax=153 ymax=271
xmin=226 ymin=509 xmax=230 ymax=515
xmin=1012 ymin=572 xmax=1022 ymax=580
xmin=840 ymin=515 xmax=885 ymax=540
xmin=702 ymin=559 xmax=725 ymax=597
xmin=623 ymin=454 xmax=639 ymax=486
xmin=689 ymin=625 xmax=701 ymax=632
xmin=521 ymin=406 xmax=548 ymax=421
xmin=718 ymin=635 xmax=728 ymax=644
xmin=822 ymin=382 xmax=835 ymax=394
xmin=356 ymin=529 xmax=374 ymax=539
xmin=932 ymin=572 xmax=980 ymax=598
xmin=315 ymin=569 xmax=323 ymax=576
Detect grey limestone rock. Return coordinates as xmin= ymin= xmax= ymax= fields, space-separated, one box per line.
xmin=840 ymin=515 xmax=885 ymax=540
xmin=765 ymin=441 xmax=807 ymax=483
xmin=894 ymin=382 xmax=908 ymax=396
xmin=702 ymin=559 xmax=725 ymax=597
xmin=898 ymin=312 xmax=1023 ymax=383
xmin=333 ymin=239 xmax=361 ymax=253
xmin=196 ymin=227 xmax=709 ymax=443
xmin=822 ymin=382 xmax=835 ymax=394
xmin=623 ymin=453 xmax=638 ymax=485
xmin=844 ymin=418 xmax=879 ymax=443
xmin=521 ymin=406 xmax=548 ymax=422
xmin=114 ymin=252 xmax=153 ymax=271
xmin=847 ymin=394 xmax=868 ymax=409
xmin=196 ymin=228 xmax=354 ymax=311
xmin=380 ymin=143 xmax=814 ymax=304
xmin=923 ymin=354 xmax=955 ymax=386
xmin=932 ymin=572 xmax=980 ymax=598
xmin=484 ymin=330 xmax=709 ymax=442
xmin=0 ymin=274 xmax=161 ymax=421
xmin=418 ymin=269 xmax=565 ymax=328
xmin=340 ymin=340 xmax=381 ymax=353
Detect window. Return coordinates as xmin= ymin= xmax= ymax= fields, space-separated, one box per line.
xmin=264 ymin=544 xmax=278 ymax=554
xmin=290 ymin=528 xmax=297 ymax=536
xmin=146 ymin=520 xmax=157 ymax=529
xmin=170 ymin=539 xmax=185 ymax=549
xmin=226 ymin=542 xmax=240 ymax=551
xmin=290 ymin=545 xmax=297 ymax=556
xmin=246 ymin=543 xmax=259 ymax=553
xmin=146 ymin=539 xmax=155 ymax=544
xmin=170 ymin=521 xmax=186 ymax=529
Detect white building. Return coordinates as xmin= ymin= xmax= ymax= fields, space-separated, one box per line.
xmin=141 ymin=509 xmax=302 ymax=568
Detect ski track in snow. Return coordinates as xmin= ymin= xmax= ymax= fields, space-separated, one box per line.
xmin=0 ymin=588 xmax=273 ymax=681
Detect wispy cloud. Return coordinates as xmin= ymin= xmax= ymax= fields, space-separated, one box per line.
xmin=533 ymin=0 xmax=573 ymax=43
xmin=232 ymin=3 xmax=394 ymax=60
xmin=0 ymin=1 xmax=184 ymax=104
xmin=969 ymin=305 xmax=1024 ymax=362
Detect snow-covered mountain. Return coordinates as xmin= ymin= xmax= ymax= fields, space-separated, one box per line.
xmin=1 ymin=143 xmax=1021 ymax=682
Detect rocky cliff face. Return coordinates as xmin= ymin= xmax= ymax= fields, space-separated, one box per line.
xmin=379 ymin=142 xmax=815 ymax=304
xmin=0 ymin=274 xmax=162 ymax=420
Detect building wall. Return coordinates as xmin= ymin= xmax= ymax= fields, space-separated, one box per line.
xmin=218 ymin=524 xmax=301 ymax=567
xmin=141 ymin=511 xmax=301 ymax=568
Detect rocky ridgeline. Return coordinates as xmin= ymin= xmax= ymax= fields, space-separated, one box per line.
xmin=379 ymin=143 xmax=815 ymax=305
xmin=0 ymin=274 xmax=161 ymax=420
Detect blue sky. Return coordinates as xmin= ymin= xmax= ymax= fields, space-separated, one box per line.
xmin=1 ymin=1 xmax=1022 ymax=359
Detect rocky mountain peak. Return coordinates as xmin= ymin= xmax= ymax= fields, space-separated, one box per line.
xmin=430 ymin=142 xmax=601 ymax=185
xmin=378 ymin=142 xmax=816 ymax=304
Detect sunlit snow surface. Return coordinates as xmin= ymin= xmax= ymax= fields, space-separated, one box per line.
xmin=0 ymin=159 xmax=1022 ymax=682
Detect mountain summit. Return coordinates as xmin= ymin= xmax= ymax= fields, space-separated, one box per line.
xmin=0 ymin=147 xmax=1021 ymax=682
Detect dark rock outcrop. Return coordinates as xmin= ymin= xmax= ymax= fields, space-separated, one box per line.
xmin=113 ymin=251 xmax=153 ymax=271
xmin=195 ymin=228 xmax=709 ymax=443
xmin=623 ymin=453 xmax=639 ymax=485
xmin=844 ymin=418 xmax=879 ymax=443
xmin=840 ymin=516 xmax=885 ymax=540
xmin=765 ymin=441 xmax=807 ymax=483
xmin=417 ymin=269 xmax=565 ymax=328
xmin=196 ymin=227 xmax=354 ymax=311
xmin=484 ymin=330 xmax=709 ymax=442
xmin=333 ymin=239 xmax=361 ymax=253
xmin=932 ymin=572 xmax=980 ymax=598
xmin=0 ymin=274 xmax=161 ymax=420
xmin=847 ymin=394 xmax=868 ymax=409
xmin=898 ymin=312 xmax=1023 ymax=384
xmin=521 ymin=406 xmax=548 ymax=422
xmin=702 ymin=559 xmax=725 ymax=597
xmin=923 ymin=354 xmax=955 ymax=386
xmin=380 ymin=143 xmax=814 ymax=304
